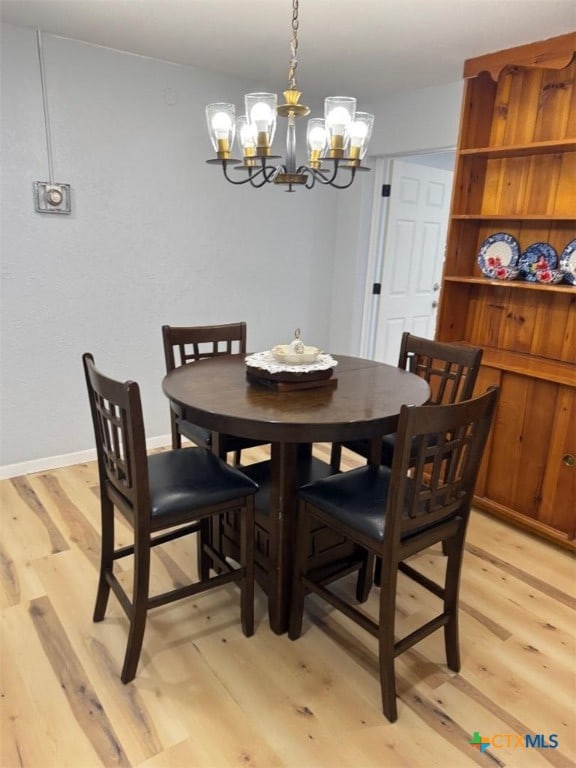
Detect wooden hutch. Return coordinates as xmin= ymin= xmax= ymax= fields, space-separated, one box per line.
xmin=436 ymin=32 xmax=576 ymax=549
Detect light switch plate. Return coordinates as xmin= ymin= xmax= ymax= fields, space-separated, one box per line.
xmin=34 ymin=182 xmax=72 ymax=214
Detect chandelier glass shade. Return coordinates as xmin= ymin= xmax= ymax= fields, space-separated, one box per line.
xmin=204 ymin=0 xmax=374 ymax=192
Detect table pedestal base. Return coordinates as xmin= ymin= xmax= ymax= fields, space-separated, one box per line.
xmin=212 ymin=448 xmax=365 ymax=633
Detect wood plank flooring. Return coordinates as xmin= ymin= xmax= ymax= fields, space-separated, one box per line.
xmin=1 ymin=443 xmax=575 ymax=768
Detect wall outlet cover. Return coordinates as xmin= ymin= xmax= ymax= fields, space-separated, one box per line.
xmin=34 ymin=182 xmax=72 ymax=214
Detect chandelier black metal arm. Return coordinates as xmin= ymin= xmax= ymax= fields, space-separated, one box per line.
xmin=212 ymin=156 xmax=368 ymax=191
xmin=214 ymin=158 xmax=280 ymax=187
xmin=298 ymin=161 xmax=357 ymax=190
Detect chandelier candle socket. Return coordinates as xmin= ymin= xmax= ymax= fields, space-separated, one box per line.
xmin=236 ymin=115 xmax=257 ymax=165
xmin=348 ymin=112 xmax=375 ymax=164
xmin=206 ymin=103 xmax=236 ymax=159
xmin=245 ymin=93 xmax=278 ymax=155
xmin=204 ymin=0 xmax=374 ymax=191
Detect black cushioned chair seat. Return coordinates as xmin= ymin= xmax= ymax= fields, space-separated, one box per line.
xmin=299 ymin=466 xmax=392 ymax=543
xmin=148 ymin=448 xmax=258 ymax=518
xmin=299 ymin=465 xmax=427 ymax=544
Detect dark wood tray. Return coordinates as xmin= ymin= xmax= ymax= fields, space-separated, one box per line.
xmin=246 ymin=366 xmax=337 ymax=391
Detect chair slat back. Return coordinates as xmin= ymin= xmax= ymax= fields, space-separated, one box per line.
xmin=399 ymin=333 xmax=482 ymax=405
xmin=162 ymin=323 xmax=248 ymax=371
xmin=387 ymin=387 xmax=498 ymax=541
xmin=83 ymin=353 xmax=148 ymax=509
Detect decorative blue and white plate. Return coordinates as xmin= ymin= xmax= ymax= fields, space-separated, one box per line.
xmin=477 ymin=233 xmax=520 ymax=277
xmin=559 ymin=238 xmax=576 ymax=286
xmin=518 ymin=242 xmax=558 ymax=282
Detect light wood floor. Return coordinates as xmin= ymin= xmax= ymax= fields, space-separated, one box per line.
xmin=1 ymin=443 xmax=575 ymax=768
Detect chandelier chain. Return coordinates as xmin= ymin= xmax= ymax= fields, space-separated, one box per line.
xmin=288 ymin=0 xmax=299 ymax=90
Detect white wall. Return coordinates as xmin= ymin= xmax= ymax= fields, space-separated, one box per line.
xmin=1 ymin=24 xmax=465 ymax=474
xmin=0 ymin=24 xmax=339 ymax=470
xmin=367 ymin=80 xmax=463 ymax=157
xmin=329 ymin=81 xmax=463 ymax=356
xmin=327 ymin=170 xmax=374 ymax=355
xmin=403 ymin=151 xmax=455 ymax=171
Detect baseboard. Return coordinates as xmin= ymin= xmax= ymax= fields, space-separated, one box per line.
xmin=0 ymin=435 xmax=173 ymax=480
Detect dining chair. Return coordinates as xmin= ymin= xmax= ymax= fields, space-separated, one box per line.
xmin=289 ymin=387 xmax=498 ymax=722
xmin=330 ymin=333 xmax=483 ymax=471
xmin=83 ymin=352 xmax=258 ymax=683
xmin=162 ymin=322 xmax=267 ymax=466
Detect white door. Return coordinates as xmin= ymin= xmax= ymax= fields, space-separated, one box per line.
xmin=373 ymin=158 xmax=453 ymax=365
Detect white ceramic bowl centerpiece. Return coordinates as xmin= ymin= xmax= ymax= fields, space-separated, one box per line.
xmin=271 ymin=328 xmax=321 ymax=365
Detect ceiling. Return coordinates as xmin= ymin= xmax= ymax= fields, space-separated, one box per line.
xmin=1 ymin=0 xmax=575 ymax=104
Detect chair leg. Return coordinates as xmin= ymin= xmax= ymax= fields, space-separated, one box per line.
xmin=378 ymin=559 xmax=399 ymax=722
xmin=120 ymin=533 xmax=151 ymax=684
xmin=330 ymin=443 xmax=342 ymax=472
xmin=93 ymin=496 xmax=114 ymax=622
xmin=443 ymin=531 xmax=465 ymax=672
xmin=171 ymin=412 xmax=182 ymax=450
xmin=356 ymin=552 xmax=375 ymax=603
xmin=233 ymin=450 xmax=242 ymax=468
xmin=373 ymin=556 xmax=382 ymax=587
xmin=197 ymin=518 xmax=211 ymax=580
xmin=445 ymin=613 xmax=461 ymax=673
xmin=288 ymin=502 xmax=310 ymax=640
xmin=216 ymin=442 xmax=228 ymax=462
xmin=239 ymin=496 xmax=255 ymax=637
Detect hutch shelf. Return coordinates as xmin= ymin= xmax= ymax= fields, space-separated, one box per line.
xmin=436 ymin=32 xmax=576 ymax=549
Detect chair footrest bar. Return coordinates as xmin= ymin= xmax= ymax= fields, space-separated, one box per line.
xmin=105 ymin=571 xmax=133 ymax=618
xmin=112 ymin=523 xmax=202 ymax=561
xmin=150 ymin=523 xmax=201 ymax=547
xmin=301 ymin=576 xmax=379 ymax=638
xmin=148 ymin=568 xmax=242 ymax=609
xmin=112 ymin=543 xmax=135 ymax=560
xmin=398 ymin=561 xmax=445 ymax=599
xmin=394 ymin=612 xmax=449 ymax=656
xmin=203 ymin=544 xmax=234 ymax=574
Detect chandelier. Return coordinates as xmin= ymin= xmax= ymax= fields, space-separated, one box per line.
xmin=204 ymin=0 xmax=374 ymax=192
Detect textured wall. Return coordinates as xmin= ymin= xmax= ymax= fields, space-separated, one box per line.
xmin=0 ymin=24 xmax=339 ymax=467
xmin=1 ymin=24 xmax=463 ymax=470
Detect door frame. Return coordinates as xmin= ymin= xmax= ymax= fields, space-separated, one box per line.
xmin=359 ymin=147 xmax=456 ymax=359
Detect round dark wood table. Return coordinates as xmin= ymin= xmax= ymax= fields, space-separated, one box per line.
xmin=163 ymin=354 xmax=430 ymax=633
